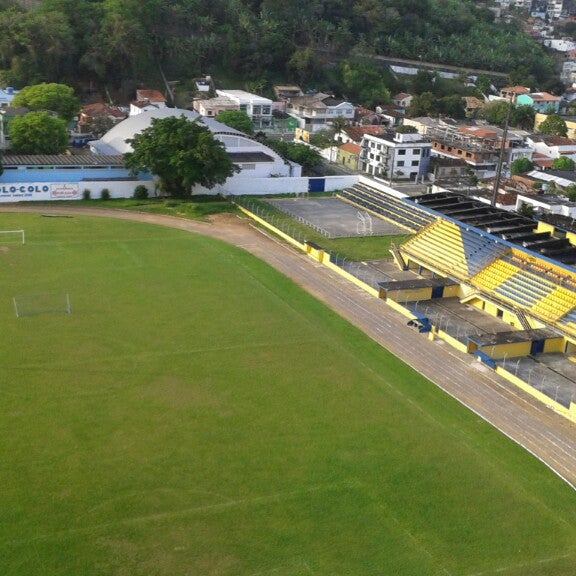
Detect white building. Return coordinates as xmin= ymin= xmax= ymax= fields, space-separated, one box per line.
xmin=129 ymin=89 xmax=167 ymax=116
xmin=516 ymin=193 xmax=576 ymax=218
xmin=360 ymin=131 xmax=432 ymax=181
xmin=0 ymin=87 xmax=18 ymax=108
xmin=89 ymin=108 xmax=301 ymax=189
xmin=216 ymin=90 xmax=273 ymax=129
xmin=526 ymin=134 xmax=576 ymax=162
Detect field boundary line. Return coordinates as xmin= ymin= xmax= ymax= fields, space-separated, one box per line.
xmin=464 ymin=551 xmax=574 ymax=576
xmin=0 ymin=482 xmax=355 ymax=547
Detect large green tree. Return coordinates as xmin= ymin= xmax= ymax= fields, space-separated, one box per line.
xmin=539 ymin=114 xmax=568 ymax=137
xmin=215 ymin=110 xmax=254 ymax=135
xmin=8 ymin=111 xmax=68 ymax=154
xmin=124 ymin=115 xmax=238 ymax=197
xmin=12 ymin=83 xmax=79 ymax=121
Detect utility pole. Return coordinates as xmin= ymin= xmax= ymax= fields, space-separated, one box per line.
xmin=491 ymin=96 xmax=513 ymax=207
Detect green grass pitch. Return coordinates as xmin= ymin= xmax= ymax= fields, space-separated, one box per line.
xmin=1 ymin=212 xmax=576 ymax=576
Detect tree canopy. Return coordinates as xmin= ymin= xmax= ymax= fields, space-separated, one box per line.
xmin=267 ymin=140 xmax=322 ymax=172
xmin=479 ymin=101 xmax=535 ymax=130
xmin=551 ymin=156 xmax=575 ymax=171
xmin=215 ymin=110 xmax=254 ymax=135
xmin=8 ymin=111 xmax=68 ymax=154
xmin=0 ymin=0 xmax=560 ymax=92
xmin=510 ymin=157 xmax=534 ymax=175
xmin=124 ymin=115 xmax=238 ymax=197
xmin=12 ymin=83 xmax=80 ymax=121
xmin=539 ymin=114 xmax=568 ymax=137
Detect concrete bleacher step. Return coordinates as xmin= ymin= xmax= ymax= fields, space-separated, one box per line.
xmin=339 ymin=185 xmax=434 ymax=232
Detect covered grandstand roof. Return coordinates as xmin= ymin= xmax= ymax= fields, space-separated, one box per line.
xmin=410 ymin=192 xmax=576 ymax=266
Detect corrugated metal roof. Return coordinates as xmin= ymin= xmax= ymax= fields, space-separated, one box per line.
xmin=2 ymin=154 xmax=125 ymax=166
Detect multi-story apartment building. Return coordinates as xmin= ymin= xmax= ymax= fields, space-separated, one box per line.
xmin=359 ymin=131 xmax=432 ymax=181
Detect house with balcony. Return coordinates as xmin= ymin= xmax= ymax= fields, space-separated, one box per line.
xmin=216 ymin=90 xmax=274 ymax=129
xmin=359 ymin=131 xmax=431 ymax=181
xmin=516 ymin=91 xmax=561 ymax=113
xmin=286 ymin=92 xmax=355 ymax=133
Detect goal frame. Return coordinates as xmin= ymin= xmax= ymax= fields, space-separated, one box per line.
xmin=0 ymin=229 xmax=25 ymax=245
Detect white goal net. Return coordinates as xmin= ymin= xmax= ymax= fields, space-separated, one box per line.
xmin=13 ymin=292 xmax=71 ymax=317
xmin=0 ymin=229 xmax=25 ymax=245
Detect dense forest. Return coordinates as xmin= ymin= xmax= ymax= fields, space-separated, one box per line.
xmin=0 ymin=0 xmax=560 ymax=99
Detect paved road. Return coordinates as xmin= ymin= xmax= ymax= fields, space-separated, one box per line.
xmin=5 ymin=205 xmax=576 ymax=488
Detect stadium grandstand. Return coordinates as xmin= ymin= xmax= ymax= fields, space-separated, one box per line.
xmin=338 ymin=182 xmax=576 ymax=355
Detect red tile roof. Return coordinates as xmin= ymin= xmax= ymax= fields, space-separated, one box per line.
xmin=136 ymin=89 xmax=166 ymax=102
xmin=501 ymin=86 xmax=530 ymax=94
xmin=343 ymin=125 xmax=386 ymax=142
xmin=339 ymin=142 xmax=361 ymax=154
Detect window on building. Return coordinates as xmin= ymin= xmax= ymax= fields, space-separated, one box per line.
xmin=240 ymin=104 xmax=248 ymax=112
xmin=411 ymin=160 xmax=419 ymax=166
xmin=262 ymin=106 xmax=271 ymax=115
xmin=413 ymin=149 xmax=421 ymax=155
xmin=253 ymin=105 xmax=261 ymax=115
xmin=397 ymin=160 xmax=405 ymax=167
xmin=398 ymin=149 xmax=406 ymax=155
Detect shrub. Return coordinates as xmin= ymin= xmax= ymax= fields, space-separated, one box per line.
xmin=164 ymin=200 xmax=179 ymax=207
xmin=133 ymin=184 xmax=149 ymax=200
xmin=100 ymin=188 xmax=111 ymax=200
xmin=82 ymin=189 xmax=91 ymax=200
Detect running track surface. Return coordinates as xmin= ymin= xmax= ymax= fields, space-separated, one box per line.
xmin=4 ymin=206 xmax=576 ymax=489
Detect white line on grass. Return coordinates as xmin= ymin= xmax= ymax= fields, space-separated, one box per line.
xmin=464 ymin=551 xmax=574 ymax=576
xmin=0 ymin=482 xmax=354 ymax=548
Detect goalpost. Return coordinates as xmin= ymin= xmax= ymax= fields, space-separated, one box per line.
xmin=0 ymin=229 xmax=25 ymax=245
xmin=13 ymin=292 xmax=71 ymax=318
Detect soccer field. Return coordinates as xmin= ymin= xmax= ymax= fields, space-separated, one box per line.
xmin=1 ymin=212 xmax=576 ymax=576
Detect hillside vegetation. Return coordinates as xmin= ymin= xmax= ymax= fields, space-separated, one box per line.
xmin=0 ymin=0 xmax=557 ymax=95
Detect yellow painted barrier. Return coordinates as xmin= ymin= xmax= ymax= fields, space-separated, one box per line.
xmin=236 ymin=205 xmax=306 ymax=251
xmin=495 ymin=365 xmax=576 ymax=423
xmin=235 ymin=203 xmax=576 ymax=423
xmin=435 ymin=329 xmax=469 ymax=353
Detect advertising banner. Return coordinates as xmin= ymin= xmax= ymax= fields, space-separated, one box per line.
xmin=0 ymin=182 xmax=79 ymax=202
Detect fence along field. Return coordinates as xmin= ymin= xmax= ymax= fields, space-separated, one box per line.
xmin=1 ymin=212 xmax=576 ymax=576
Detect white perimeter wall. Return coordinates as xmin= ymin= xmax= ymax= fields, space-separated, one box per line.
xmin=0 ymin=180 xmax=155 ymax=202
xmin=0 ymin=175 xmax=359 ymax=202
xmin=198 ymin=175 xmax=359 ymax=196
